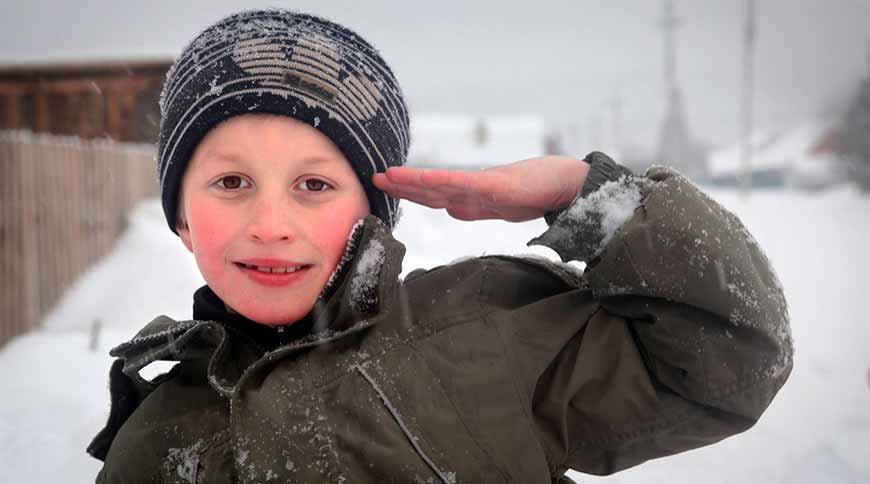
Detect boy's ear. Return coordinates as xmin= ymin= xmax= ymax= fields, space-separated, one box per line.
xmin=176 ymin=216 xmax=194 ymax=253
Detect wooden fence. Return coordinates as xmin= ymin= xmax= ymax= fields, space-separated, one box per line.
xmin=0 ymin=130 xmax=158 ymax=347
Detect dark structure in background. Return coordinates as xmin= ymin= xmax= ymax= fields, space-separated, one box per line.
xmin=0 ymin=60 xmax=171 ymax=143
xmin=838 ymin=76 xmax=870 ymax=192
xmin=656 ymin=0 xmax=708 ymax=182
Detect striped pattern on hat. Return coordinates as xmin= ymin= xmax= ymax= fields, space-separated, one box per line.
xmin=157 ymin=9 xmax=410 ymax=232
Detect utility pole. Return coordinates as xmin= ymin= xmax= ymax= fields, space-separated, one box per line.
xmin=740 ymin=0 xmax=757 ymax=199
xmin=656 ymin=0 xmax=696 ymax=177
xmin=660 ymin=0 xmax=682 ymax=95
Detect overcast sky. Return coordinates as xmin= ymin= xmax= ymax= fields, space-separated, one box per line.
xmin=2 ymin=0 xmax=868 ymax=154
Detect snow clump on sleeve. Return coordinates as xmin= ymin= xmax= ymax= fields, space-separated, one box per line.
xmin=562 ymin=176 xmax=643 ymax=256
xmin=350 ymin=239 xmax=386 ymax=311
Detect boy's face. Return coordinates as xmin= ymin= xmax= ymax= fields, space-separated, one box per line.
xmin=178 ymin=114 xmax=370 ymax=326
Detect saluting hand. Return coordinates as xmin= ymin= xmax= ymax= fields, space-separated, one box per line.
xmin=372 ymin=155 xmax=589 ymax=222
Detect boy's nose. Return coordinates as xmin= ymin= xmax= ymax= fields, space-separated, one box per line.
xmin=246 ymin=198 xmax=296 ymax=243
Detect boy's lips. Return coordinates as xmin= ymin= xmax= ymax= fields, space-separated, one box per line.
xmin=234 ymin=258 xmax=314 ymax=286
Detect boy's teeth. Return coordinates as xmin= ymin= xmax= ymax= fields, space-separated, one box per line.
xmin=250 ymin=265 xmax=302 ymax=273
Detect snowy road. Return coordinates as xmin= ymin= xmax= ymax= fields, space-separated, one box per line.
xmin=1 ymin=185 xmax=868 ymax=483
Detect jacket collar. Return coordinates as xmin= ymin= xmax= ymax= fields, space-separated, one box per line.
xmin=306 ymin=214 xmax=405 ymax=334
xmin=110 ymin=215 xmax=406 ymax=396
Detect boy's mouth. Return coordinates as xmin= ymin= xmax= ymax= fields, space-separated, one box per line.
xmin=235 ymin=262 xmax=312 ymax=274
xmin=234 ymin=260 xmax=314 ymax=287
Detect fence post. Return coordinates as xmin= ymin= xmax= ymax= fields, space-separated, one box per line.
xmin=0 ymin=133 xmax=16 ymax=344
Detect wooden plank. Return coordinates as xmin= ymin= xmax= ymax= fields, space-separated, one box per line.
xmin=0 ymin=94 xmax=22 ymax=129
xmin=0 ymin=83 xmax=31 ymax=95
xmin=51 ymin=137 xmax=67 ymax=306
xmin=119 ymin=89 xmax=136 ymax=142
xmin=82 ymin=136 xmax=99 ymax=265
xmin=92 ymin=140 xmax=113 ymax=259
xmin=32 ymin=89 xmax=49 ymax=133
xmin=68 ymin=137 xmax=83 ymax=299
xmin=54 ymin=139 xmax=67 ymax=293
xmin=104 ymin=86 xmax=122 ymax=142
xmin=5 ymin=133 xmax=22 ymax=344
xmin=12 ymin=133 xmax=25 ymax=341
xmin=18 ymin=133 xmax=39 ymax=331
xmin=0 ymin=134 xmax=15 ymax=344
xmin=36 ymin=136 xmax=50 ymax=310
xmin=34 ymin=135 xmax=50 ymax=315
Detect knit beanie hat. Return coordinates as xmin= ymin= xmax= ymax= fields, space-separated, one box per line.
xmin=157 ymin=9 xmax=410 ymax=233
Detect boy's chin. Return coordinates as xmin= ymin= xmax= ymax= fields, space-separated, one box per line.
xmin=242 ymin=308 xmax=311 ymax=327
xmin=225 ymin=299 xmax=315 ymax=327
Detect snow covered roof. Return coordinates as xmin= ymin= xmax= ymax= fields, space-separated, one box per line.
xmin=408 ymin=113 xmax=547 ymax=168
xmin=708 ymin=119 xmax=835 ymax=176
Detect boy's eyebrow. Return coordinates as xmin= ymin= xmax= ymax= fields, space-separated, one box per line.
xmin=194 ymin=148 xmax=245 ymax=165
xmin=200 ymin=150 xmax=342 ymax=168
xmin=201 ymin=151 xmax=241 ymax=164
xmin=296 ymin=157 xmax=350 ymax=170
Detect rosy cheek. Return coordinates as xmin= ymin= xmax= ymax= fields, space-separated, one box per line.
xmin=187 ymin=199 xmax=237 ymax=268
xmin=317 ymin=223 xmax=352 ymax=265
xmin=318 ymin=212 xmax=362 ymax=266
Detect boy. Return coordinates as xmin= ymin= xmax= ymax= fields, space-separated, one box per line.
xmin=88 ymin=9 xmax=792 ymax=484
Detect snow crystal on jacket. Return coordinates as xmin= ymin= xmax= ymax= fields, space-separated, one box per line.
xmin=350 ymin=239 xmax=385 ymax=311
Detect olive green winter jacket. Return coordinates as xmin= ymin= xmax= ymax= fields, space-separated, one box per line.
xmin=88 ymin=158 xmax=792 ymax=483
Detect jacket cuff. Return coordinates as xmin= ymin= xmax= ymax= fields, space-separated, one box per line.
xmin=543 ymin=151 xmax=635 ymax=225
xmin=530 ymin=152 xmax=642 ymax=263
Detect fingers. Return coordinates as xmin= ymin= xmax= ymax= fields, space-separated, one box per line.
xmin=446 ymin=205 xmax=499 ymax=221
xmin=374 ymin=170 xmax=489 ymax=216
xmin=374 ymin=169 xmax=470 ymax=203
xmin=374 ymin=166 xmax=429 ymax=186
xmin=445 ymin=204 xmax=541 ymax=222
xmin=372 ymin=166 xmax=543 ymax=222
xmin=378 ymin=167 xmax=506 ymax=207
xmin=380 ymin=166 xmax=476 ymax=192
xmin=373 ymin=172 xmax=452 ymax=208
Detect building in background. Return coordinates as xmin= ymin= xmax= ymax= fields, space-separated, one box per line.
xmin=707 ymin=119 xmax=847 ymax=190
xmin=0 ymin=60 xmax=170 ymax=143
xmin=836 ymin=73 xmax=870 ymax=192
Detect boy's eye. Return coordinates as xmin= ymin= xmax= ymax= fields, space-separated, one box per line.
xmin=216 ymin=175 xmax=249 ymax=190
xmin=298 ymin=179 xmax=332 ymax=192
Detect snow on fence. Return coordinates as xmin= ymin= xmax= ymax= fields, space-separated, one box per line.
xmin=0 ymin=130 xmax=157 ymax=347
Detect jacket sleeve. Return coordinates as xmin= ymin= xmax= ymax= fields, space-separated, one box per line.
xmin=516 ymin=153 xmax=793 ymax=476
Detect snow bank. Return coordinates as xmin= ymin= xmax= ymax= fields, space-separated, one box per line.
xmin=0 ymin=329 xmax=129 ymax=482
xmin=39 ymin=198 xmax=204 ymax=332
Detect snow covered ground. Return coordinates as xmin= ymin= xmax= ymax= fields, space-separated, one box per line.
xmin=1 ymin=184 xmax=869 ymax=483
